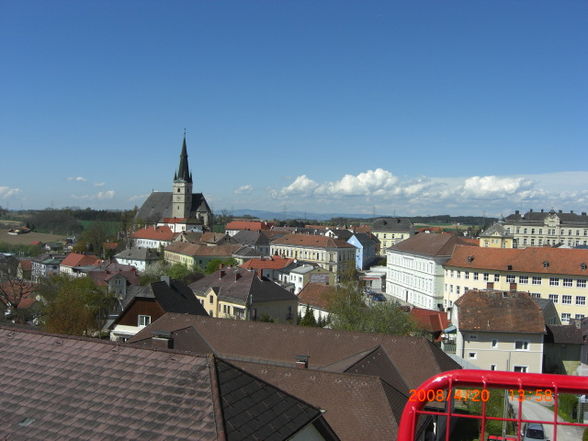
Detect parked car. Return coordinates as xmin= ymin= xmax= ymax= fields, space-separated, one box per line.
xmin=521 ymin=423 xmax=548 ymax=441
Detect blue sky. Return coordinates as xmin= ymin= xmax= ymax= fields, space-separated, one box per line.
xmin=1 ymin=0 xmax=587 ymax=216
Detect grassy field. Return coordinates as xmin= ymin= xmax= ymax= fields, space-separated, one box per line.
xmin=0 ymin=229 xmax=65 ymax=246
xmin=79 ymin=220 xmax=121 ymax=236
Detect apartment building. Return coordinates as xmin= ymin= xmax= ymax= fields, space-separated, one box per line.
xmin=443 ymin=245 xmax=588 ymax=323
xmin=270 ymin=234 xmax=355 ymax=279
xmin=501 ymin=209 xmax=588 ymax=248
xmin=372 ymin=217 xmax=414 ymax=256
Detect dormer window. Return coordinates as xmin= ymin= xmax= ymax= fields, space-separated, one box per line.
xmin=543 ymin=261 xmax=550 ymax=268
xmin=581 ymin=263 xmax=587 ymax=271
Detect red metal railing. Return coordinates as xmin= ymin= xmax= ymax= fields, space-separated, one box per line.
xmin=397 ymin=369 xmax=588 ymax=441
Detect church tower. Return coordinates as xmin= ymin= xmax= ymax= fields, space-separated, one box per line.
xmin=172 ymin=135 xmax=193 ymax=218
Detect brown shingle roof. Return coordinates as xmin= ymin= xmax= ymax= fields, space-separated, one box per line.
xmin=446 ymin=245 xmax=588 ymax=277
xmin=240 ymin=256 xmax=294 ymax=271
xmin=390 ymin=233 xmax=475 ymax=257
xmin=298 ymin=283 xmax=336 ymax=311
xmin=225 ymin=221 xmax=272 ymax=231
xmin=132 ymin=225 xmax=175 ymax=241
xmin=0 ymin=326 xmax=331 ymax=441
xmin=545 ymin=324 xmax=584 ymax=344
xmin=271 ymin=234 xmax=354 ymax=249
xmin=455 ymin=290 xmax=545 ymax=334
xmin=60 ymin=252 xmax=101 ymax=268
xmin=129 ymin=313 xmax=460 ymax=390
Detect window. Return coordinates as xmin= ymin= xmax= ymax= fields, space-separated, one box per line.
xmin=561 ymin=313 xmax=571 ymax=322
xmin=209 ymin=295 xmax=214 ymax=304
xmin=578 ymin=280 xmax=587 ymax=288
xmin=456 ymin=286 xmax=460 ymax=295
xmin=514 ymin=366 xmax=528 ymax=373
xmin=138 ymin=315 xmax=151 ymax=327
xmin=464 ymin=271 xmax=469 ymax=279
xmin=532 ymin=277 xmax=541 ymax=285
xmin=491 ymin=339 xmax=498 ymax=348
xmin=576 ymin=296 xmax=586 ymax=306
xmin=490 ymin=364 xmax=497 ymax=371
xmin=469 ymin=352 xmax=477 ymax=359
xmin=549 ymin=277 xmax=559 ymax=286
xmin=473 ymin=272 xmax=479 ymax=280
xmin=562 ymin=295 xmax=572 ymax=304
xmin=515 ymin=341 xmax=529 ymax=350
xmin=469 ymin=334 xmax=477 ymax=340
xmin=531 ymin=293 xmax=541 ymax=299
xmin=575 ymin=314 xmax=585 ymax=320
xmin=494 ymin=274 xmax=499 ymax=282
xmin=483 ymin=273 xmax=489 ymax=281
xmin=563 ymin=278 xmax=573 ymax=287
xmin=457 ymin=271 xmax=461 ymax=278
xmin=549 ymin=294 xmax=559 ymax=303
xmin=519 ymin=276 xmax=528 ymax=284
xmin=506 ymin=275 xmax=515 ymax=283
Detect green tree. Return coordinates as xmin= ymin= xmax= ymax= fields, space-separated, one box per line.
xmin=205 ymin=258 xmax=237 ymax=274
xmin=37 ymin=275 xmax=115 ymax=336
xmin=299 ymin=304 xmax=318 ymax=327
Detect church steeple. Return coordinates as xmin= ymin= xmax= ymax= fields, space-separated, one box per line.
xmin=175 ymin=135 xmax=192 ymax=183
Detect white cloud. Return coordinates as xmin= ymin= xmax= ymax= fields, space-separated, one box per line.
xmin=67 ymin=176 xmax=87 ymax=182
xmin=234 ymin=184 xmax=253 ymax=194
xmin=96 ymin=190 xmax=115 ymax=200
xmin=461 ymin=176 xmax=533 ymax=197
xmin=94 ymin=182 xmax=105 ymax=187
xmin=128 ymin=193 xmax=149 ymax=202
xmin=317 ymin=168 xmax=399 ymax=196
xmin=0 ymin=186 xmax=21 ymax=199
xmin=277 ymin=175 xmax=319 ymax=196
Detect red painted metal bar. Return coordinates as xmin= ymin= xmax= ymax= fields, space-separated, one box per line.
xmin=396 ymin=369 xmax=588 ymax=441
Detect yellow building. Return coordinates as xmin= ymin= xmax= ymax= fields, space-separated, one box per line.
xmin=371 ymin=218 xmax=413 ymax=256
xmin=164 ymin=242 xmax=241 ymax=269
xmin=479 ymin=223 xmax=514 ymax=248
xmin=189 ymin=267 xmax=298 ymax=323
xmin=443 ymin=245 xmax=588 ymax=323
xmin=270 ymin=234 xmax=355 ymax=280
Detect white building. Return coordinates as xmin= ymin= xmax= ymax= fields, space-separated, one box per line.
xmin=386 ymin=233 xmax=475 ymax=310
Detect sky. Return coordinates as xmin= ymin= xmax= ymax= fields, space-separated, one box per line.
xmin=1 ymin=0 xmax=587 ymax=217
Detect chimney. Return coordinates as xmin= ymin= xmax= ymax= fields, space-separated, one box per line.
xmin=295 ymin=355 xmax=309 ymax=369
xmin=160 ymin=275 xmax=171 ymax=286
xmin=219 ymin=270 xmax=225 ymax=279
xmin=583 ymin=212 xmax=587 ymax=216
xmin=571 ymin=210 xmax=574 ymax=214
xmin=235 ymin=272 xmax=241 ymax=281
xmin=541 ymin=209 xmax=544 ymax=213
xmin=152 ymin=330 xmax=174 ymax=349
xmin=486 ymin=282 xmax=494 ymax=290
xmin=559 ymin=210 xmax=563 ymax=214
xmin=529 ymin=209 xmax=533 ymax=213
xmin=509 ymin=282 xmax=517 ymax=292
xmin=515 ymin=210 xmax=519 ymax=215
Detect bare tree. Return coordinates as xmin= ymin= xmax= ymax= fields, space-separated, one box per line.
xmin=0 ymin=256 xmax=34 ymax=323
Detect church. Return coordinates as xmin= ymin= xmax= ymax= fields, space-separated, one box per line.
xmin=135 ymin=136 xmax=213 ymax=231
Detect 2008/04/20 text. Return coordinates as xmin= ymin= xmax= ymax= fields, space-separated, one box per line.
xmin=408 ymin=388 xmax=555 ymax=403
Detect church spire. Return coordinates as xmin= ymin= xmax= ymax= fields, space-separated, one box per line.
xmin=175 ymin=134 xmax=192 ymax=183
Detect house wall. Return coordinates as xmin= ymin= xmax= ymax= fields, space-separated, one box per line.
xmin=443 ymin=266 xmax=588 ymax=323
xmin=269 ymin=244 xmax=355 ymax=279
xmin=116 ymin=257 xmax=147 ymax=272
xmin=458 ymin=331 xmax=544 ymax=373
xmin=543 ymin=343 xmax=582 ymax=374
xmin=480 ymin=236 xmax=514 ymax=248
xmin=372 ymin=231 xmax=411 ymax=256
xmin=386 ymin=250 xmax=445 ymax=310
xmin=251 ymin=299 xmax=297 ymax=323
xmin=297 ymin=303 xmax=330 ymax=323
xmin=133 ymin=238 xmax=170 ymax=249
xmin=503 ymin=213 xmax=588 ymax=248
xmin=164 ymin=250 xmax=195 ymax=268
xmin=195 ymin=287 xmax=219 ymax=318
xmin=117 ymin=298 xmax=165 ymax=327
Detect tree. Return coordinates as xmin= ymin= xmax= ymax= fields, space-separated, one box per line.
xmin=328 ymin=283 xmax=422 ymax=336
xmin=37 ymin=275 xmax=115 ymax=336
xmin=299 ymin=304 xmax=318 ymax=327
xmin=205 ymin=258 xmax=237 ymax=274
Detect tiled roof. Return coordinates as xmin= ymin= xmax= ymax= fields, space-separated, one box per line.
xmin=297 ymin=283 xmax=335 ymax=311
xmin=166 ymin=242 xmax=241 ymax=257
xmin=135 ymin=192 xmax=210 ymax=225
xmin=372 ymin=218 xmax=413 ymax=233
xmin=446 ymin=245 xmax=588 ymax=277
xmin=454 ymin=290 xmax=545 ymax=334
xmin=233 ymin=360 xmax=398 ymax=441
xmin=505 ymin=209 xmax=588 ymax=226
xmin=410 ymin=308 xmax=449 ymax=333
xmin=545 ymin=324 xmax=584 ymax=344
xmin=0 ymin=281 xmax=36 ymax=309
xmin=18 ymin=259 xmax=33 ymax=271
xmin=480 ymin=223 xmax=512 ymax=238
xmin=60 ymin=253 xmax=101 ymax=268
xmin=241 ymin=256 xmax=294 ymax=271
xmin=389 ymin=233 xmax=475 ymax=257
xmin=132 ymin=225 xmax=175 ymax=241
xmin=232 ymin=230 xmax=271 ymax=247
xmin=115 ymin=247 xmax=160 ymax=261
xmin=225 ymin=221 xmax=272 ymax=232
xmin=189 ymin=268 xmax=297 ymax=305
xmin=0 ymin=327 xmax=328 ymax=441
xmin=271 ymin=234 xmax=355 ymax=249
xmin=129 ymin=313 xmax=460 ymax=390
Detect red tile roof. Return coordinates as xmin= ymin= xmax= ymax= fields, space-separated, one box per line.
xmin=271 ymin=233 xmax=355 ymax=249
xmin=410 ymin=308 xmax=449 ymax=333
xmin=18 ymin=259 xmax=32 ymax=271
xmin=0 ymin=281 xmax=36 ymax=309
xmin=241 ymin=256 xmax=294 ymax=270
xmin=102 ymin=241 xmax=119 ymax=250
xmin=131 ymin=225 xmax=175 ymax=241
xmin=297 ymin=283 xmax=336 ymax=311
xmin=446 ymin=245 xmax=588 ymax=277
xmin=60 ymin=252 xmax=101 ymax=268
xmin=225 ymin=220 xmax=272 ymax=231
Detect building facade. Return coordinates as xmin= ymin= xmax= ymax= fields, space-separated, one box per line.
xmin=443 ymin=245 xmax=588 ymax=323
xmin=502 ymin=209 xmax=588 ymax=248
xmin=372 ymin=217 xmax=414 ymax=256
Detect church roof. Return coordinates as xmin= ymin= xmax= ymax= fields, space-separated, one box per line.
xmin=135 ymin=192 xmax=209 ymax=224
xmin=174 ymin=136 xmax=192 ymax=183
